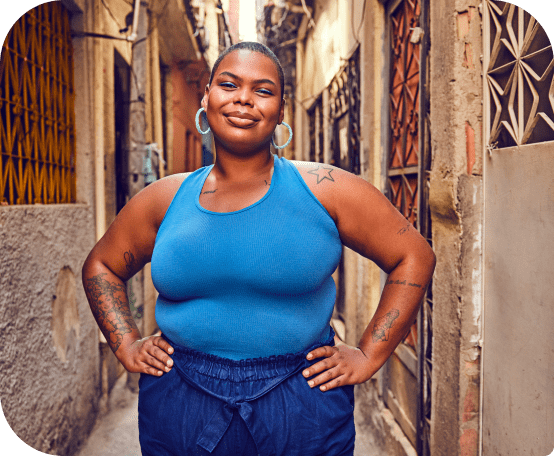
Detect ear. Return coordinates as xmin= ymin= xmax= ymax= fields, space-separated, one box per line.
xmin=278 ymin=98 xmax=285 ymax=124
xmin=201 ymin=84 xmax=209 ymax=110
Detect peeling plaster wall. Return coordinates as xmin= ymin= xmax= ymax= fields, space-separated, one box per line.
xmin=429 ymin=0 xmax=483 ymax=455
xmin=0 ymin=205 xmax=98 ymax=455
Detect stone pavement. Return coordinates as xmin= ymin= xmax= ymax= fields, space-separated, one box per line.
xmin=75 ymin=373 xmax=141 ymax=456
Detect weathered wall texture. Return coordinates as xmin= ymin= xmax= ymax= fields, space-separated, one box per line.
xmin=0 ymin=205 xmax=98 ymax=455
xmin=429 ymin=0 xmax=483 ymax=455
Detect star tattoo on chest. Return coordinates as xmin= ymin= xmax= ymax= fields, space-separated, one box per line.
xmin=307 ymin=166 xmax=335 ymax=184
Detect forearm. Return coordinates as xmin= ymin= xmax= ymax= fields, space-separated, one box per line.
xmin=82 ymin=258 xmax=142 ymax=359
xmin=357 ymin=254 xmax=434 ymax=376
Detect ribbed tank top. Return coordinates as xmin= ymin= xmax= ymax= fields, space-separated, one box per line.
xmin=151 ymin=155 xmax=342 ymax=360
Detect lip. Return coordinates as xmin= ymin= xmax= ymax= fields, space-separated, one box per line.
xmin=225 ymin=111 xmax=257 ymax=121
xmin=225 ymin=111 xmax=259 ymax=128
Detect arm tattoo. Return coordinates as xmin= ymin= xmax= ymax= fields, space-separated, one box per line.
xmin=397 ymin=221 xmax=411 ymax=235
xmin=372 ymin=309 xmax=400 ymax=342
xmin=307 ymin=166 xmax=335 ymax=184
xmin=85 ymin=273 xmax=135 ymax=353
xmin=124 ymin=250 xmax=136 ymax=275
xmin=202 ymin=189 xmax=217 ymax=194
xmin=385 ymin=279 xmax=422 ymax=288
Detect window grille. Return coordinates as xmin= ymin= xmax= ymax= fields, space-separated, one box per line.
xmin=308 ymin=96 xmax=323 ymax=163
xmin=329 ymin=48 xmax=361 ymax=174
xmin=0 ymin=2 xmax=76 ymax=205
xmin=486 ymin=1 xmax=554 ymax=148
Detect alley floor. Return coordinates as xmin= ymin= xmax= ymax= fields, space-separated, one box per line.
xmin=75 ymin=374 xmax=141 ymax=456
xmin=76 ymin=373 xmax=373 ymax=456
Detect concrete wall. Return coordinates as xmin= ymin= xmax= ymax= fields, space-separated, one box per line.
xmin=0 ymin=205 xmax=98 ymax=455
xmin=428 ymin=0 xmax=483 ymax=455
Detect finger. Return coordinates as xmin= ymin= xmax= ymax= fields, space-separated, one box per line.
xmin=153 ymin=336 xmax=174 ymax=355
xmin=319 ymin=374 xmax=348 ymax=392
xmin=144 ymin=353 xmax=171 ymax=373
xmin=303 ymin=356 xmax=337 ymax=378
xmin=144 ymin=364 xmax=165 ymax=376
xmin=149 ymin=345 xmax=174 ymax=368
xmin=306 ymin=366 xmax=341 ymax=388
xmin=306 ymin=345 xmax=336 ymax=361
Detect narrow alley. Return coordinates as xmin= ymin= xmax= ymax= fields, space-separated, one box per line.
xmin=1 ymin=1 xmax=554 ymax=456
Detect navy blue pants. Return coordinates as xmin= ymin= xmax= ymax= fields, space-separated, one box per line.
xmin=138 ymin=329 xmax=355 ymax=455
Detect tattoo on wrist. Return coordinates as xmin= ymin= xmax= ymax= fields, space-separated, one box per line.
xmin=385 ymin=279 xmax=422 ymax=288
xmin=85 ymin=273 xmax=134 ymax=353
xmin=372 ymin=309 xmax=400 ymax=342
xmin=307 ymin=166 xmax=335 ymax=184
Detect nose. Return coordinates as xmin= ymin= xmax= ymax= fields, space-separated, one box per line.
xmin=233 ymin=87 xmax=253 ymax=106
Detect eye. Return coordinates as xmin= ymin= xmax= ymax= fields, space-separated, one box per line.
xmin=220 ymin=82 xmax=236 ymax=89
xmin=257 ymin=88 xmax=274 ymax=96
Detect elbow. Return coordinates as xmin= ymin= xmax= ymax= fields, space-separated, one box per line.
xmin=420 ymin=243 xmax=436 ymax=281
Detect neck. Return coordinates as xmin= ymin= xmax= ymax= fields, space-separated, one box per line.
xmin=212 ymin=148 xmax=274 ymax=182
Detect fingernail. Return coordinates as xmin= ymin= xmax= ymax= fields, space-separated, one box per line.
xmin=303 ymin=370 xmax=309 ymax=377
xmin=308 ymin=380 xmax=314 ymax=387
xmin=165 ymin=366 xmax=170 ymax=372
xmin=306 ymin=354 xmax=313 ymax=360
xmin=320 ymin=385 xmax=326 ymax=391
xmin=158 ymin=371 xmax=163 ymax=376
xmin=169 ymin=348 xmax=174 ymax=354
xmin=167 ymin=360 xmax=173 ymax=367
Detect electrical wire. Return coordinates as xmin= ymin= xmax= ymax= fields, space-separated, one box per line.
xmin=71 ymin=31 xmax=129 ymax=41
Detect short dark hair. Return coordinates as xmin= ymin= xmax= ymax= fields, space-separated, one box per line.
xmin=208 ymin=41 xmax=285 ymax=99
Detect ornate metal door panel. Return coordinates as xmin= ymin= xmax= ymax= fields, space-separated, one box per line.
xmin=0 ymin=2 xmax=76 ymax=204
xmin=483 ymin=2 xmax=554 ymax=454
xmin=383 ymin=0 xmax=432 ymax=453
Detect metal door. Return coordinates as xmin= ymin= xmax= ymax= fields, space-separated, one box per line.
xmin=483 ymin=2 xmax=554 ymax=454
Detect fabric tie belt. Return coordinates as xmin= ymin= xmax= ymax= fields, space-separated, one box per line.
xmin=162 ymin=330 xmax=335 ymax=455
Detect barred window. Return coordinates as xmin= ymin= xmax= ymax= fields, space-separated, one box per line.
xmin=486 ymin=1 xmax=554 ymax=148
xmin=1 ymin=2 xmax=76 ymax=205
xmin=308 ymin=96 xmax=323 ymax=163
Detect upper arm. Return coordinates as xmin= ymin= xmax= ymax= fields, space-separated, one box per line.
xmin=83 ymin=173 xmax=189 ymax=281
xmin=293 ymin=162 xmax=434 ymax=273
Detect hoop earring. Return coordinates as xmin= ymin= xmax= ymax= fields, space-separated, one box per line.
xmin=195 ymin=107 xmax=211 ymax=135
xmin=271 ymin=122 xmax=292 ymax=150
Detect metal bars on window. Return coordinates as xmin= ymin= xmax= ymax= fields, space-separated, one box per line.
xmin=308 ymin=96 xmax=323 ymax=163
xmin=329 ymin=48 xmax=361 ymax=175
xmin=0 ymin=2 xmax=76 ymax=205
xmin=486 ymin=0 xmax=554 ymax=148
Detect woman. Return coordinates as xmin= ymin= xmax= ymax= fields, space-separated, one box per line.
xmin=82 ymin=41 xmax=435 ymax=456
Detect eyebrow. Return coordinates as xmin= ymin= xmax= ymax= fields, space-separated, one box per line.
xmin=217 ymin=71 xmax=277 ymax=87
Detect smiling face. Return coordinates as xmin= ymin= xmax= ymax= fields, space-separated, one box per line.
xmin=202 ymin=49 xmax=285 ymax=155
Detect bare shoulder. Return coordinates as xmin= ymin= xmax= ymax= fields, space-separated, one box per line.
xmin=289 ymin=160 xmax=363 ymax=221
xmin=122 ymin=172 xmax=193 ymax=229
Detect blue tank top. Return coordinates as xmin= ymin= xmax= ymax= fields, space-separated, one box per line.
xmin=151 ymin=155 xmax=342 ymax=360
